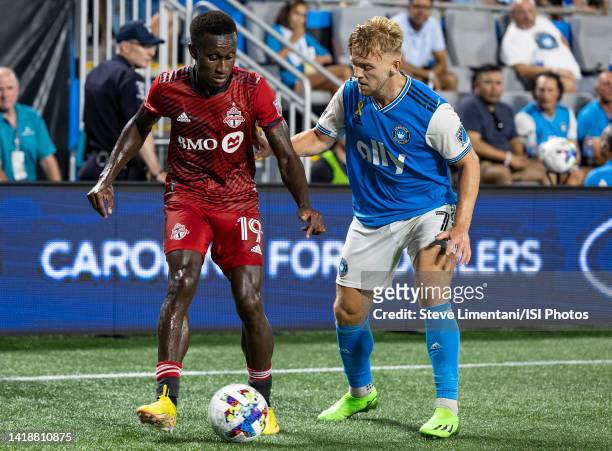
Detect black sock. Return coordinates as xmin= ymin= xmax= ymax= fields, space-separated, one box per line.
xmin=249 ymin=377 xmax=272 ymax=407
xmin=157 ymin=377 xmax=180 ymax=407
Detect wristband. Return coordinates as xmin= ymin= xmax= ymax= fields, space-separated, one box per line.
xmin=503 ymin=152 xmax=512 ymax=167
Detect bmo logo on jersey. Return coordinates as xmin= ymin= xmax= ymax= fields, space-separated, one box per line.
xmin=177 ymin=131 xmax=244 ymax=154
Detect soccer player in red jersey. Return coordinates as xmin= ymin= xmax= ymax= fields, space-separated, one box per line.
xmin=86 ymin=11 xmax=326 ymax=434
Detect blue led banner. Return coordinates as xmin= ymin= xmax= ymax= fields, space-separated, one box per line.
xmin=0 ymin=185 xmax=610 ymax=333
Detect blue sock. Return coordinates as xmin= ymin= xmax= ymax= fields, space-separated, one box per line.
xmin=424 ymin=303 xmax=460 ymax=401
xmin=336 ymin=321 xmax=373 ymax=389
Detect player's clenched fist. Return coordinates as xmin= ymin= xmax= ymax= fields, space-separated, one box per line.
xmin=87 ymin=182 xmax=114 ymax=218
xmin=297 ymin=207 xmax=326 ymax=238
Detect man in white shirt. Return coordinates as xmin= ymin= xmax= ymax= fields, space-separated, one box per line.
xmin=500 ymin=0 xmax=581 ymax=92
xmin=392 ymin=0 xmax=457 ymax=91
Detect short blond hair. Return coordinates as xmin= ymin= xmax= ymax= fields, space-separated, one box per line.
xmin=348 ymin=16 xmax=403 ymax=58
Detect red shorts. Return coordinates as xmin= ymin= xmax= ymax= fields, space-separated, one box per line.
xmin=164 ymin=190 xmax=263 ymax=275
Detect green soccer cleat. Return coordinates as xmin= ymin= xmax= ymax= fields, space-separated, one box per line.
xmin=419 ymin=407 xmax=460 ymax=439
xmin=317 ymin=387 xmax=378 ymax=421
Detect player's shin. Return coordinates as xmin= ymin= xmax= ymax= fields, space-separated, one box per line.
xmin=424 ymin=303 xmax=460 ymax=414
xmin=336 ymin=320 xmax=374 ymax=397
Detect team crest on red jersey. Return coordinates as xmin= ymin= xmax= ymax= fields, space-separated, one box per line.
xmin=171 ymin=223 xmax=190 ymax=240
xmin=223 ymin=103 xmax=245 ymax=129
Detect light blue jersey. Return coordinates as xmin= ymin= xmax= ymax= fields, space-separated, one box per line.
xmin=315 ymin=76 xmax=472 ymax=228
xmin=577 ymin=99 xmax=610 ymax=145
xmin=515 ymin=102 xmax=577 ymax=146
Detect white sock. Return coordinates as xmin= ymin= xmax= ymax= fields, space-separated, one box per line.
xmin=434 ymin=398 xmax=458 ymax=415
xmin=349 ymin=383 xmax=373 ymax=398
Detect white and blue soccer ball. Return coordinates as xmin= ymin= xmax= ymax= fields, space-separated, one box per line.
xmin=208 ymin=384 xmax=268 ymax=442
xmin=538 ymin=137 xmax=577 ymax=173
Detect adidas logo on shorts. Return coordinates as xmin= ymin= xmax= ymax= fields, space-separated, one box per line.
xmin=250 ymin=244 xmax=262 ymax=255
xmin=177 ymin=112 xmax=191 ymax=123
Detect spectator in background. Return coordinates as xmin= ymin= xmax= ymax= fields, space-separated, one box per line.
xmin=80 ymin=21 xmax=166 ymax=181
xmin=392 ymin=0 xmax=457 ymax=91
xmin=0 ymin=68 xmax=61 ymax=182
xmin=584 ymin=125 xmax=612 ymax=186
xmin=456 ymin=64 xmax=547 ymax=185
xmin=266 ymin=0 xmax=352 ymax=94
xmin=515 ymin=72 xmax=584 ymax=185
xmin=500 ymin=0 xmax=581 ymax=92
xmin=577 ymin=71 xmax=612 ymax=167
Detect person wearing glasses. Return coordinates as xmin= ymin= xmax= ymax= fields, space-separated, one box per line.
xmin=391 ymin=0 xmax=457 ymax=91
xmin=456 ymin=64 xmax=547 ymax=185
xmin=80 ymin=21 xmax=166 ymax=182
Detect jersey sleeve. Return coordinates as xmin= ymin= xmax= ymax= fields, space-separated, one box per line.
xmin=143 ymin=76 xmax=164 ymax=117
xmin=315 ymin=83 xmax=346 ymax=139
xmin=425 ymin=103 xmax=472 ymax=164
xmin=432 ymin=19 xmax=446 ymax=52
xmin=253 ymin=76 xmax=282 ymax=128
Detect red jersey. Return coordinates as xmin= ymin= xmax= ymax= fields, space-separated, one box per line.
xmin=144 ymin=65 xmax=282 ymax=211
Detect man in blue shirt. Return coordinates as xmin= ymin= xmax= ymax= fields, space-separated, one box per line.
xmin=577 ymin=71 xmax=612 ymax=167
xmin=584 ymin=126 xmax=612 ymax=187
xmin=80 ymin=21 xmax=166 ymax=182
xmin=457 ymin=64 xmax=547 ymax=185
xmin=0 ymin=68 xmax=61 ymax=182
xmin=271 ymin=16 xmax=479 ymax=438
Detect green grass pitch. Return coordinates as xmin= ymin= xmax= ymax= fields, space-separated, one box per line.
xmin=2 ymin=330 xmax=611 ymax=450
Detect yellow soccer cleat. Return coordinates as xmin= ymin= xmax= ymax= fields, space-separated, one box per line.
xmin=262 ymin=407 xmax=280 ymax=435
xmin=136 ymin=385 xmax=177 ymax=433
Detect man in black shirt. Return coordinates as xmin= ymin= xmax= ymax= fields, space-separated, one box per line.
xmin=80 ymin=21 xmax=166 ymax=181
xmin=456 ymin=64 xmax=546 ymax=185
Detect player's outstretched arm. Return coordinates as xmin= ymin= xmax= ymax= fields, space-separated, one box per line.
xmin=291 ymin=128 xmax=336 ymax=157
xmin=265 ymin=120 xmax=326 ymax=237
xmin=436 ymin=150 xmax=480 ymax=265
xmin=86 ymin=107 xmax=160 ymax=218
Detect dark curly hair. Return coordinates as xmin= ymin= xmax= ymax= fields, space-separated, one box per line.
xmin=190 ymin=11 xmax=237 ymax=48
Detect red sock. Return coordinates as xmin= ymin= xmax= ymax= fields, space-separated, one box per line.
xmin=156 ymin=361 xmax=182 ymax=405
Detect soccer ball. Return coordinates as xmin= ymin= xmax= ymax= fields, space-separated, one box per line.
xmin=538 ymin=137 xmax=577 ymax=173
xmin=208 ymin=384 xmax=268 ymax=442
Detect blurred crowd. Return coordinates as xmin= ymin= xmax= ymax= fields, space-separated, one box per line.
xmin=1 ymin=0 xmax=610 ymax=186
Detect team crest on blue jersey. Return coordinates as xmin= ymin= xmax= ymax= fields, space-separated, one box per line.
xmin=456 ymin=125 xmax=468 ymax=146
xmin=338 ymin=258 xmax=348 ymax=277
xmin=535 ymin=32 xmax=558 ymax=50
xmin=392 ymin=125 xmax=410 ymax=145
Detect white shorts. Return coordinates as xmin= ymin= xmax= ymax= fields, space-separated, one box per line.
xmin=336 ymin=204 xmax=456 ymax=290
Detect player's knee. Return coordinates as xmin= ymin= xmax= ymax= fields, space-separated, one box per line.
xmin=333 ymin=297 xmax=364 ymax=326
xmin=234 ymin=286 xmax=264 ymax=321
xmin=167 ymin=267 xmax=199 ymax=301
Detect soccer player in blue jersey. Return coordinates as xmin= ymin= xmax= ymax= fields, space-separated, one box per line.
xmin=287 ymin=17 xmax=480 ymax=438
